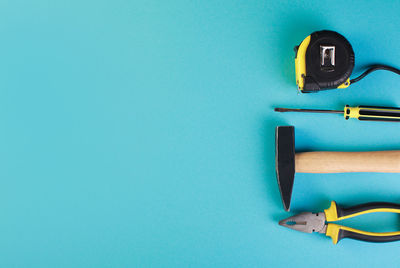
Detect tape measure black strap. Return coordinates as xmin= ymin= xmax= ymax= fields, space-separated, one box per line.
xmin=350 ymin=64 xmax=400 ymax=84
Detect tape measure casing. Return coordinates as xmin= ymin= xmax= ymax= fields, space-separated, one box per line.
xmin=295 ymin=30 xmax=354 ymax=93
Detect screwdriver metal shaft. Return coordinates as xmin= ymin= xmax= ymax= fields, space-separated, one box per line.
xmin=274 ymin=108 xmax=343 ymax=114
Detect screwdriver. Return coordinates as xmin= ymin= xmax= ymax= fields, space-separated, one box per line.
xmin=274 ymin=105 xmax=400 ymax=122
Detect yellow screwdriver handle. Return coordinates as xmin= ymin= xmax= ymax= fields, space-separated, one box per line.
xmin=344 ymin=105 xmax=400 ymax=122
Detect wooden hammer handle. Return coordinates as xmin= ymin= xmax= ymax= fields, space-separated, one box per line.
xmin=295 ymin=151 xmax=400 ymax=173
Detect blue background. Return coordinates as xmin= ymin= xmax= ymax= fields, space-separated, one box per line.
xmin=0 ymin=0 xmax=399 ymax=267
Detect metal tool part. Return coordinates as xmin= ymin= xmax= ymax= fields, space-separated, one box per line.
xmin=279 ymin=212 xmax=326 ymax=233
xmin=320 ymin=45 xmax=335 ymax=71
xmin=275 ymin=126 xmax=295 ymax=212
xmin=274 ymin=108 xmax=343 ymax=114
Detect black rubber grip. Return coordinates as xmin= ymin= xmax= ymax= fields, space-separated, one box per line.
xmin=358 ymin=117 xmax=400 ymax=122
xmin=358 ymin=105 xmax=400 ymax=110
xmin=336 ymin=202 xmax=400 ymax=219
xmin=338 ymin=229 xmax=400 ymax=243
xmin=358 ymin=106 xmax=400 ymax=122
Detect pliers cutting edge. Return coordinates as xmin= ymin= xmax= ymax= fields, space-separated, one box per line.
xmin=279 ymin=201 xmax=400 ymax=244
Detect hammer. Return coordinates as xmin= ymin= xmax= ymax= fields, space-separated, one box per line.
xmin=275 ymin=126 xmax=400 ymax=211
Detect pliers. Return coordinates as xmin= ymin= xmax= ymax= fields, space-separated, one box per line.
xmin=279 ymin=201 xmax=400 ymax=244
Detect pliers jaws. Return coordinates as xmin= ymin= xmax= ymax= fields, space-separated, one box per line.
xmin=279 ymin=212 xmax=326 ymax=234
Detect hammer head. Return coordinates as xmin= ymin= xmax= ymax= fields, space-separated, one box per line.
xmin=275 ymin=126 xmax=295 ymax=211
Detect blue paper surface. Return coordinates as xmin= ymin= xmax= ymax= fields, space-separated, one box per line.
xmin=0 ymin=0 xmax=399 ymax=266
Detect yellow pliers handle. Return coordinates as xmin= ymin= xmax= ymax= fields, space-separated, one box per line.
xmin=324 ymin=201 xmax=400 ymax=244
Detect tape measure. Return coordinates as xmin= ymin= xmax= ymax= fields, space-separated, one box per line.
xmin=294 ymin=30 xmax=400 ymax=93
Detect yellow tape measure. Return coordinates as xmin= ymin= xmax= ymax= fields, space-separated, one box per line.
xmin=294 ymin=30 xmax=400 ymax=93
